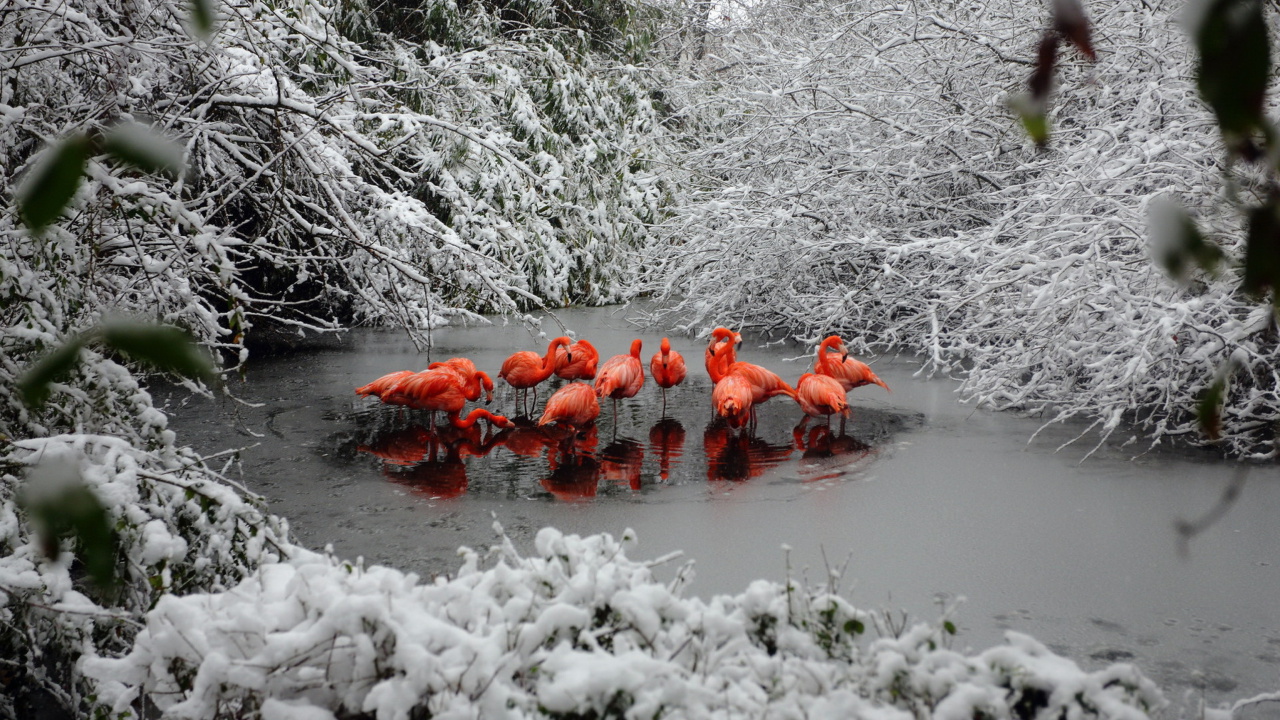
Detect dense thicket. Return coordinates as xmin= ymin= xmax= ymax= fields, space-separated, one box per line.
xmin=643 ymin=0 xmax=1280 ymax=459
xmin=0 ymin=0 xmax=668 ymax=713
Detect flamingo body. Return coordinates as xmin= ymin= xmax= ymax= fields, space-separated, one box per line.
xmin=796 ymin=373 xmax=851 ymax=420
xmin=650 ymin=337 xmax=687 ymax=389
xmin=595 ymin=339 xmax=645 ymax=401
xmin=712 ymin=372 xmax=754 ymax=429
xmin=814 ymin=336 xmax=890 ymax=393
xmin=554 ymin=339 xmax=600 ymax=380
xmin=355 ymin=370 xmax=416 ymax=403
xmin=429 ymin=357 xmax=495 ymax=403
xmin=538 ymin=382 xmax=601 ymax=430
xmin=500 ymin=336 xmax=573 ymax=414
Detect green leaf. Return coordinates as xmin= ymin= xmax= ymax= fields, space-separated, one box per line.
xmin=1243 ymin=202 xmax=1280 ymax=297
xmin=1192 ymin=0 xmax=1270 ymax=153
xmin=102 ymin=123 xmax=185 ymax=178
xmin=943 ymin=620 xmax=957 ymax=635
xmin=844 ymin=618 xmax=865 ymax=635
xmin=1009 ymin=94 xmax=1049 ymax=148
xmin=18 ymin=134 xmax=91 ymax=233
xmin=100 ymin=322 xmax=216 ymax=383
xmin=188 ymin=0 xmax=217 ymax=37
xmin=22 ymin=460 xmax=120 ymax=591
xmin=18 ymin=338 xmax=86 ymax=408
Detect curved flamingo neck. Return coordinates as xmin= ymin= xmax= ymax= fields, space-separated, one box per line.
xmin=450 ymin=408 xmax=501 ymax=429
xmin=538 ymin=337 xmax=571 ymax=380
xmin=629 ymin=339 xmax=643 ymax=358
xmin=816 ymin=336 xmax=843 ymax=373
xmin=710 ymin=339 xmax=736 ymax=381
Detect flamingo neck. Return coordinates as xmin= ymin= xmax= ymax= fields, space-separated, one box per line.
xmin=630 ymin=339 xmax=642 ymax=358
xmin=816 ymin=337 xmax=842 ymax=373
xmin=449 ymin=408 xmax=493 ymax=429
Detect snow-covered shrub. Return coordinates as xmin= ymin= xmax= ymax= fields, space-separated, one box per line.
xmin=1 ymin=0 xmax=672 ymax=712
xmin=84 ymin=526 xmax=1166 ymax=719
xmin=643 ymin=0 xmax=1280 ymax=458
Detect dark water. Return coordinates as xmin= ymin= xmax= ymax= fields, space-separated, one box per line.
xmin=166 ymin=306 xmax=1280 ymax=715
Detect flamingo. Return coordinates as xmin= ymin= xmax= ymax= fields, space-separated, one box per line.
xmin=704 ymin=327 xmax=742 ymax=382
xmin=649 ymin=337 xmax=687 ymax=415
xmin=814 ymin=335 xmax=891 ymax=393
xmin=594 ymin=339 xmax=645 ymax=422
xmin=355 ymin=370 xmax=416 ymax=405
xmin=538 ymin=382 xmax=601 ymax=431
xmin=554 ymin=339 xmax=600 ymax=380
xmin=709 ymin=341 xmax=798 ymax=425
xmin=385 ymin=369 xmax=488 ymax=426
xmin=499 ymin=336 xmax=573 ymax=416
xmin=795 ymin=372 xmax=851 ymax=434
xmin=711 ymin=371 xmax=754 ymax=429
xmin=429 ymin=357 xmax=495 ymax=403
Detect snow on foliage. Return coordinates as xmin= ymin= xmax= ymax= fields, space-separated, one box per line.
xmin=1 ymin=0 xmax=667 ymax=712
xmin=643 ymin=0 xmax=1280 ymax=458
xmin=83 ymin=526 xmax=1165 ymax=720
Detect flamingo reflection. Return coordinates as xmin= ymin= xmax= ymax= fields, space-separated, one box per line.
xmin=702 ymin=420 xmax=793 ymax=482
xmin=541 ymin=424 xmax=601 ymax=500
xmin=600 ymin=436 xmax=645 ymax=490
xmin=648 ymin=418 xmax=685 ymax=482
xmin=358 ymin=422 xmax=504 ymax=499
xmin=793 ymin=425 xmax=874 ymax=482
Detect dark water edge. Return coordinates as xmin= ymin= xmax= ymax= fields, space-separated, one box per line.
xmin=161 ymin=308 xmax=1280 ymax=717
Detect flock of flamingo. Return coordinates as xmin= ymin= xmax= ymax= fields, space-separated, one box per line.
xmin=353 ymin=329 xmax=890 ymax=498
xmin=354 ymin=328 xmax=890 ymax=435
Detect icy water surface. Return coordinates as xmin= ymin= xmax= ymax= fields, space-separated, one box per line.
xmin=167 ymin=306 xmax=1280 ymax=714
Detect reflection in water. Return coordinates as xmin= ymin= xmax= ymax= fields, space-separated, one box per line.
xmin=703 ymin=420 xmax=794 ymax=482
xmin=600 ymin=437 xmax=645 ymax=490
xmin=648 ymin=418 xmax=685 ymax=482
xmin=358 ymin=423 xmax=504 ymax=499
xmin=542 ymin=425 xmax=601 ymax=500
xmin=793 ymin=425 xmax=874 ymax=482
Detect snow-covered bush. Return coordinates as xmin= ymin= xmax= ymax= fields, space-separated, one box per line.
xmin=1 ymin=0 xmax=672 ymax=713
xmin=84 ymin=526 xmax=1166 ymax=719
xmin=643 ymin=0 xmax=1280 ymax=458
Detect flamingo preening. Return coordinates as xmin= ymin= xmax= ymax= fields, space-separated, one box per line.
xmin=795 ymin=372 xmax=851 ymax=434
xmin=554 ymin=339 xmax=600 ymax=380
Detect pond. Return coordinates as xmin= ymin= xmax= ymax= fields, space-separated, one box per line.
xmin=166 ymin=305 xmax=1280 ymax=715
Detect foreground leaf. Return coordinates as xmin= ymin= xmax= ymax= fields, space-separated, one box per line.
xmin=102 ymin=123 xmax=185 ymax=178
xmin=18 ymin=338 xmax=86 ymax=408
xmin=101 ymin=322 xmax=216 ymax=383
xmin=18 ymin=134 xmax=91 ymax=233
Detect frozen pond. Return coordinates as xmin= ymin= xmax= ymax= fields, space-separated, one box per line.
xmin=166 ymin=306 xmax=1280 ymax=714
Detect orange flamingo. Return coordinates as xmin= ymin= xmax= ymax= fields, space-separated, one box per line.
xmin=387 ymin=370 xmax=510 ymax=429
xmin=795 ymin=372 xmax=851 ymax=433
xmin=649 ymin=337 xmax=687 ymax=415
xmin=429 ymin=357 xmax=495 ymax=403
xmin=554 ymin=339 xmax=600 ymax=380
xmin=704 ymin=327 xmax=742 ymax=382
xmin=814 ymin=335 xmax=890 ymax=393
xmin=538 ymin=382 xmax=601 ymax=431
xmin=711 ymin=371 xmax=754 ymax=429
xmin=355 ymin=370 xmax=417 ymax=406
xmin=499 ymin=336 xmax=573 ymax=416
xmin=594 ymin=339 xmax=645 ymax=421
xmin=710 ymin=341 xmax=798 ymax=425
